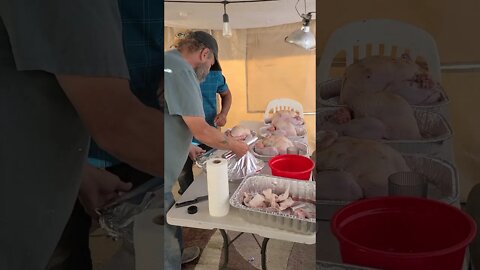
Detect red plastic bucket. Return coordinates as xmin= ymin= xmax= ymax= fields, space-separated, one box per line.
xmin=332 ymin=197 xmax=476 ymax=270
xmin=269 ymin=154 xmax=315 ymax=180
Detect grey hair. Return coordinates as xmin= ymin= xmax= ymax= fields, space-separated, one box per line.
xmin=174 ymin=31 xmax=213 ymax=58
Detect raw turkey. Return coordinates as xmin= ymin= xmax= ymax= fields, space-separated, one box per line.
xmin=315 ymin=131 xmax=410 ymax=198
xmin=319 ymin=92 xmax=422 ymax=140
xmin=242 ymin=187 xmax=315 ymax=219
xmin=225 ymin=125 xmax=252 ymax=141
xmin=340 ymin=54 xmax=443 ymax=106
xmin=264 ymin=110 xmax=306 ymax=137
xmin=319 ymin=107 xmax=387 ymax=140
xmin=254 ymin=134 xmax=294 ymax=156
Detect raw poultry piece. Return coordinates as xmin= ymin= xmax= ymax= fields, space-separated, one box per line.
xmin=254 ymin=134 xmax=294 ymax=156
xmin=340 ymin=54 xmax=443 ymax=106
xmin=265 ymin=110 xmax=306 ymax=137
xmin=321 ymin=87 xmax=422 ymax=140
xmin=242 ymin=187 xmax=315 ymax=219
xmin=320 ymin=107 xmax=388 ymax=140
xmin=291 ymin=202 xmax=315 ymax=219
xmin=225 ymin=125 xmax=252 ymax=141
xmin=315 ymin=131 xmax=410 ymax=198
xmin=345 ymin=91 xmax=421 ymax=139
xmin=270 ymin=110 xmax=304 ymax=126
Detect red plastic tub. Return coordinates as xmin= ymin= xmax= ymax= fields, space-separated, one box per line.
xmin=269 ymin=154 xmax=315 ymax=180
xmin=332 ymin=197 xmax=476 ymax=270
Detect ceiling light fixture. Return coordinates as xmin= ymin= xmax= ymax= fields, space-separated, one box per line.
xmin=165 ymin=0 xmax=279 ymax=38
xmin=285 ymin=0 xmax=316 ymax=50
xmin=222 ymin=2 xmax=232 ymax=37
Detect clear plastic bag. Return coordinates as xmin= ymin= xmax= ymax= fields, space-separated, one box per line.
xmin=97 ymin=177 xmax=163 ymax=244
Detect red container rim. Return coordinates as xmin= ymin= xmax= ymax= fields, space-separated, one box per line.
xmin=331 ymin=196 xmax=477 ymax=258
xmin=268 ymin=154 xmax=315 ymax=174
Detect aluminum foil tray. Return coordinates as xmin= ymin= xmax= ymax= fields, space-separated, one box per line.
xmin=196 ymin=150 xmax=264 ymax=181
xmin=316 ymin=154 xmax=459 ymax=220
xmin=230 ymin=174 xmax=316 ymax=234
xmin=251 ymin=140 xmax=310 ymax=162
xmin=317 ymin=107 xmax=452 ymax=158
xmin=317 ymin=261 xmax=378 ymax=270
xmin=317 ymin=78 xmax=450 ymax=114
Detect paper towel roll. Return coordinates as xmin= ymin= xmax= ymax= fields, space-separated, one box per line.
xmin=206 ymin=158 xmax=230 ymax=217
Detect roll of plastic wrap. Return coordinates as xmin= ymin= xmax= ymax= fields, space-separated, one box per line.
xmin=206 ymin=158 xmax=230 ymax=217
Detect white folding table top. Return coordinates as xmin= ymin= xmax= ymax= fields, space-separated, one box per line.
xmin=166 ymin=172 xmax=315 ymax=245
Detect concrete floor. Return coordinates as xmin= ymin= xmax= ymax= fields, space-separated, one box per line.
xmin=90 ymin=229 xmax=122 ymax=269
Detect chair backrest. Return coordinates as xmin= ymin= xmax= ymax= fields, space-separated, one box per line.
xmin=264 ymin=98 xmax=304 ymax=120
xmin=318 ymin=19 xmax=441 ymax=83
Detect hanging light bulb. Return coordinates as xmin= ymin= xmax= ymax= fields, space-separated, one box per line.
xmin=285 ymin=12 xmax=316 ymax=50
xmin=222 ymin=2 xmax=232 ymax=37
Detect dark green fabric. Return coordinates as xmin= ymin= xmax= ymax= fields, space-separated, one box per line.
xmin=0 ymin=1 xmax=129 ymax=269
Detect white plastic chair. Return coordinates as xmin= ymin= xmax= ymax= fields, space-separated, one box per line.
xmin=263 ymin=98 xmax=304 ymax=120
xmin=318 ymin=19 xmax=441 ymax=83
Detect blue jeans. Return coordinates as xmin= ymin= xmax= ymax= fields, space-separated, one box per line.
xmin=164 ymin=191 xmax=182 ymax=270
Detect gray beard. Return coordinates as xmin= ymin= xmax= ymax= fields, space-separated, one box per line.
xmin=195 ymin=62 xmax=210 ymax=83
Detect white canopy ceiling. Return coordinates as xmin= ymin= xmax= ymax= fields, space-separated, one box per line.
xmin=165 ymin=0 xmax=316 ymax=30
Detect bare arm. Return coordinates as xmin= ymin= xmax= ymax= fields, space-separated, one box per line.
xmin=218 ymin=89 xmax=232 ymax=116
xmin=183 ymin=116 xmax=248 ymax=157
xmin=56 ymin=75 xmax=163 ymax=176
xmin=214 ymin=89 xmax=232 ymax=127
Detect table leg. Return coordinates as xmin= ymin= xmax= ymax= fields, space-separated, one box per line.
xmin=219 ymin=229 xmax=230 ymax=269
xmin=261 ymin=238 xmax=270 ymax=270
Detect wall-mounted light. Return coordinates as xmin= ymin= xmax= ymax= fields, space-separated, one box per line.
xmin=222 ymin=2 xmax=232 ymax=37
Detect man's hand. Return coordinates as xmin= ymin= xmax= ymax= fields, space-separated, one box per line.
xmin=183 ymin=116 xmax=248 ymax=158
xmin=214 ymin=113 xmax=227 ymax=127
xmin=188 ymin=145 xmax=206 ymax=160
xmin=228 ymin=138 xmax=249 ymax=158
xmin=79 ymin=164 xmax=133 ymax=219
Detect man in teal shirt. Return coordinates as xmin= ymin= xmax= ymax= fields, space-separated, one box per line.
xmin=178 ymin=66 xmax=233 ymax=194
xmin=164 ymin=30 xmax=248 ymax=269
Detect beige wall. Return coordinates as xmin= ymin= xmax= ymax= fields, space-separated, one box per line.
xmin=316 ymin=0 xmax=480 ymax=64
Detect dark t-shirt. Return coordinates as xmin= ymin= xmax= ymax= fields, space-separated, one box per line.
xmin=0 ymin=1 xmax=129 ymax=269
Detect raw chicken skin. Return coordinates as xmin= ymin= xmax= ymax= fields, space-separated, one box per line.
xmin=254 ymin=135 xmax=294 ymax=156
xmin=278 ymin=197 xmax=295 ymax=211
xmin=271 ymin=110 xmax=304 ymax=126
xmin=242 ymin=186 xmax=315 ymax=219
xmin=265 ymin=110 xmax=306 ymax=137
xmin=347 ymin=91 xmax=421 ymax=139
xmin=226 ymin=125 xmax=252 ymax=141
xmin=292 ymin=203 xmax=315 ymax=219
xmin=248 ymin=193 xmax=266 ymax=208
xmin=316 ymin=133 xmax=410 ymax=197
xmin=341 ymin=54 xmax=442 ymax=106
